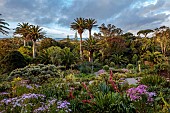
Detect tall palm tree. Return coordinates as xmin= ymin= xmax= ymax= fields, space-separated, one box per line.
xmin=70 ymin=17 xmax=86 ymax=60
xmin=27 ymin=25 xmax=45 ymax=58
xmin=83 ymin=36 xmax=99 ymax=62
xmin=14 ymin=22 xmax=30 ymax=46
xmin=85 ymin=18 xmax=97 ymax=38
xmin=0 ymin=14 xmax=10 ymax=35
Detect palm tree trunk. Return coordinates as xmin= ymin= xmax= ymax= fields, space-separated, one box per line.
xmin=89 ymin=51 xmax=93 ymax=62
xmin=24 ymin=40 xmax=26 ymax=46
xmin=89 ymin=29 xmax=91 ymax=38
xmin=32 ymin=40 xmax=36 ymax=58
xmin=80 ymin=33 xmax=83 ymax=60
xmin=144 ymin=34 xmax=147 ymax=38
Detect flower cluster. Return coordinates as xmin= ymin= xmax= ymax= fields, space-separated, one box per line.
xmin=97 ymin=69 xmax=105 ymax=75
xmin=33 ymin=98 xmax=57 ymax=112
xmin=109 ymin=70 xmax=119 ymax=92
xmin=0 ymin=93 xmax=71 ymax=112
xmin=34 ymin=100 xmax=71 ymax=113
xmin=0 ymin=93 xmax=45 ymax=107
xmin=126 ymin=85 xmax=156 ymax=102
xmin=57 ymin=100 xmax=71 ymax=112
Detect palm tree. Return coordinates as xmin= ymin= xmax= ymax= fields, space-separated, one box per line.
xmin=83 ymin=36 xmax=99 ymax=62
xmin=27 ymin=25 xmax=45 ymax=58
xmin=85 ymin=18 xmax=97 ymax=38
xmin=0 ymin=14 xmax=10 ymax=35
xmin=70 ymin=17 xmax=86 ymax=60
xmin=14 ymin=23 xmax=30 ymax=46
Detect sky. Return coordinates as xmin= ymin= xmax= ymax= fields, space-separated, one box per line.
xmin=0 ymin=0 xmax=170 ymax=39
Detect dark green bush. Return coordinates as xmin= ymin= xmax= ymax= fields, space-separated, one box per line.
xmin=0 ymin=81 xmax=11 ymax=92
xmin=0 ymin=51 xmax=26 ymax=74
xmin=78 ymin=62 xmax=92 ymax=74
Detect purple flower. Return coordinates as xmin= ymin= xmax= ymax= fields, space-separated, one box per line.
xmin=34 ymin=106 xmax=47 ymax=113
xmin=137 ymin=85 xmax=148 ymax=89
xmin=126 ymin=85 xmax=156 ymax=102
xmin=57 ymin=100 xmax=71 ymax=111
xmin=34 ymin=84 xmax=40 ymax=88
xmin=148 ymin=92 xmax=156 ymax=97
xmin=26 ymin=85 xmax=33 ymax=89
xmin=1 ymin=98 xmax=12 ymax=105
xmin=97 ymin=69 xmax=105 ymax=75
xmin=47 ymin=99 xmax=57 ymax=107
xmin=0 ymin=92 xmax=10 ymax=95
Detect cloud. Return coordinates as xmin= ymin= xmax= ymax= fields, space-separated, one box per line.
xmin=0 ymin=0 xmax=66 ymax=24
xmin=0 ymin=0 xmax=170 ymax=38
xmin=57 ymin=0 xmax=134 ymax=26
xmin=109 ymin=0 xmax=170 ymax=34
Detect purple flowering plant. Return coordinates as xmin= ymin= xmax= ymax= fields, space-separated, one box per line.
xmin=127 ymin=85 xmax=156 ymax=102
xmin=126 ymin=85 xmax=156 ymax=113
xmin=0 ymin=92 xmax=71 ymax=113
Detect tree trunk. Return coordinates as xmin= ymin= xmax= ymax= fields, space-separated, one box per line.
xmin=89 ymin=51 xmax=93 ymax=63
xmin=32 ymin=40 xmax=36 ymax=58
xmin=144 ymin=34 xmax=147 ymax=38
xmin=89 ymin=29 xmax=91 ymax=38
xmin=79 ymin=33 xmax=83 ymax=60
xmin=24 ymin=40 xmax=26 ymax=46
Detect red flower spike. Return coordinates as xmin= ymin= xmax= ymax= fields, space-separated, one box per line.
xmin=82 ymin=82 xmax=94 ymax=99
xmin=82 ymin=100 xmax=96 ymax=105
xmin=68 ymin=87 xmax=74 ymax=99
xmin=109 ymin=70 xmax=120 ymax=92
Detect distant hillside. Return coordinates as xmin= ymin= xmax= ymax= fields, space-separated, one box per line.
xmin=54 ymin=37 xmax=87 ymax=41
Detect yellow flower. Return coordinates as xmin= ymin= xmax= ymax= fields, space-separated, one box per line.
xmin=13 ymin=77 xmax=22 ymax=82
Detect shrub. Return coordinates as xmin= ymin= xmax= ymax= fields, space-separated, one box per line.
xmin=126 ymin=64 xmax=134 ymax=70
xmin=113 ymin=73 xmax=127 ymax=80
xmin=103 ymin=65 xmax=109 ymax=71
xmin=0 ymin=81 xmax=11 ymax=92
xmin=65 ymin=74 xmax=76 ymax=82
xmin=132 ymin=54 xmax=138 ymax=64
xmin=0 ymin=51 xmax=26 ymax=74
xmin=37 ymin=80 xmax=69 ymax=99
xmin=109 ymin=62 xmax=115 ymax=67
xmin=91 ymin=92 xmax=136 ymax=113
xmin=154 ymin=63 xmax=170 ymax=78
xmin=38 ymin=38 xmax=58 ymax=51
xmin=8 ymin=64 xmax=62 ymax=84
xmin=140 ymin=75 xmax=167 ymax=86
xmin=18 ymin=46 xmax=33 ymax=63
xmin=78 ymin=62 xmax=92 ymax=74
xmin=18 ymin=46 xmax=32 ymax=57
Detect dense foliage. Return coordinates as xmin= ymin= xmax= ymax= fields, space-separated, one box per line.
xmin=8 ymin=64 xmax=62 ymax=84
xmin=0 ymin=51 xmax=26 ymax=74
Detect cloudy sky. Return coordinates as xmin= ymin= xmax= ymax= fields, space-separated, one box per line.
xmin=0 ymin=0 xmax=170 ymax=38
